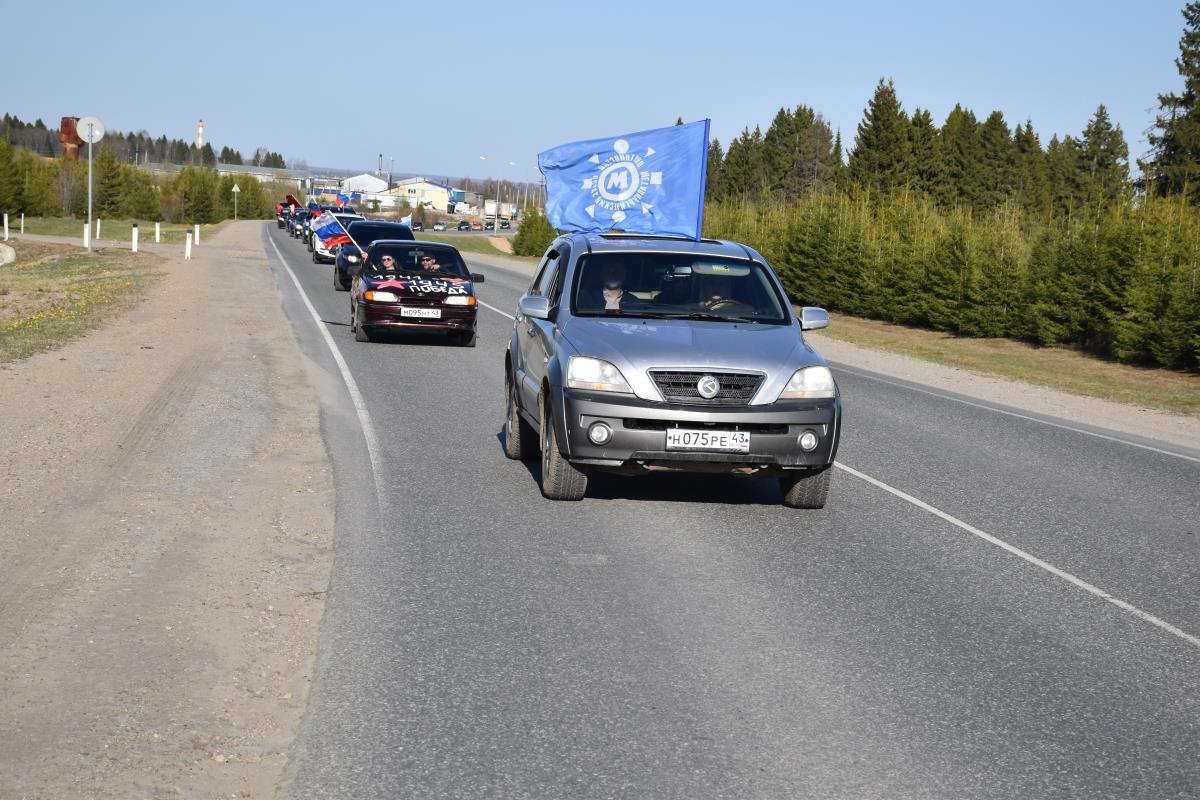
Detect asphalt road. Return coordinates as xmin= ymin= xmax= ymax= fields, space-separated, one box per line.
xmin=262 ymin=224 xmax=1200 ymax=800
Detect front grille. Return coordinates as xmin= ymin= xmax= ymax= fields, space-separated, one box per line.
xmin=648 ymin=370 xmax=764 ymax=406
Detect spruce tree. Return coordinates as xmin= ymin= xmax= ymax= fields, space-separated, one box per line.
xmin=909 ymin=108 xmax=942 ymax=197
xmin=0 ymin=139 xmax=20 ymax=214
xmin=848 ymin=78 xmax=912 ymax=194
xmin=938 ymin=105 xmax=984 ymax=209
xmin=1144 ymin=1 xmax=1200 ymax=201
xmin=977 ymin=110 xmax=1017 ymax=210
xmin=1014 ymin=120 xmax=1051 ymax=217
xmin=20 ymin=154 xmax=60 ymax=216
xmin=1046 ymin=135 xmax=1084 ymax=216
xmin=1079 ymin=104 xmax=1130 ymax=208
xmin=93 ymin=147 xmax=124 ymax=216
xmin=705 ymin=139 xmax=725 ymax=201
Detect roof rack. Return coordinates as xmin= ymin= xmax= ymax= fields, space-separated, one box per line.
xmin=594 ymin=231 xmax=721 ymax=243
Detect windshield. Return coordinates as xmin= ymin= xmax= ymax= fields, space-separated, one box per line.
xmin=365 ymin=246 xmax=470 ymax=279
xmin=348 ymin=222 xmax=415 ymax=247
xmin=571 ymin=253 xmax=789 ymax=324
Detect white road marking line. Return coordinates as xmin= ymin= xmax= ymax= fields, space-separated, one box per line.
xmin=835 ymin=461 xmax=1200 ymax=650
xmin=267 ymin=233 xmax=387 ymax=505
xmin=833 ymin=364 xmax=1200 ymax=464
xmin=478 ymin=299 xmax=515 ymax=320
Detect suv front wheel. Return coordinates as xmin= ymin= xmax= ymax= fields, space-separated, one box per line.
xmin=539 ymin=393 xmax=587 ymax=500
xmin=779 ymin=467 xmax=832 ymax=509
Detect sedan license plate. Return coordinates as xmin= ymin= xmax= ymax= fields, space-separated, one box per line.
xmin=664 ymin=428 xmax=750 ymax=452
xmin=400 ymin=307 xmax=442 ymax=319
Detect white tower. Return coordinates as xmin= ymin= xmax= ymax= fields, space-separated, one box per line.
xmin=197 ymin=119 xmax=205 ymax=148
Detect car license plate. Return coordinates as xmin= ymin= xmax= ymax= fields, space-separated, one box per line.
xmin=664 ymin=428 xmax=750 ymax=452
xmin=400 ymin=307 xmax=441 ymax=319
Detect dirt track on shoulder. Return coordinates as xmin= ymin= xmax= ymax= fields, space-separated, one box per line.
xmin=0 ymin=222 xmax=333 ymax=799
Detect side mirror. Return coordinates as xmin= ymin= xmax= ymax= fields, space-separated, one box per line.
xmin=799 ymin=307 xmax=829 ymax=331
xmin=471 ymin=273 xmax=486 ymax=283
xmin=518 ymin=294 xmax=550 ymax=320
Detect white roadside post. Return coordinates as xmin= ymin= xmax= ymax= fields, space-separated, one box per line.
xmin=132 ymin=223 xmax=138 ymax=253
xmin=3 ymin=213 xmax=8 ymax=241
xmin=232 ymin=183 xmax=240 ymax=221
xmin=20 ymin=212 xmax=23 ymax=234
xmin=83 ymin=222 xmax=89 ymax=249
xmin=185 ymin=231 xmax=192 ymax=260
xmin=95 ymin=218 xmax=101 ymax=240
xmin=194 ymin=223 xmax=200 ymax=245
xmin=155 ymin=221 xmax=161 ymax=243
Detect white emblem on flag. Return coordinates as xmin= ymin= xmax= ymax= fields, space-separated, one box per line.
xmin=582 ymin=137 xmax=664 ymax=226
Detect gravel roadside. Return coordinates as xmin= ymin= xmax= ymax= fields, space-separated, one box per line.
xmin=0 ymin=222 xmax=334 ymax=798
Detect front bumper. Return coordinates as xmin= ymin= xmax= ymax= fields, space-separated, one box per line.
xmin=556 ymin=388 xmax=840 ymax=474
xmin=360 ymin=301 xmax=477 ymax=332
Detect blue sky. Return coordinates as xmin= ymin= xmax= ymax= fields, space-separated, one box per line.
xmin=1 ymin=1 xmax=1187 ymax=183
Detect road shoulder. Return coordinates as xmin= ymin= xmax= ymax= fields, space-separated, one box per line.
xmin=0 ymin=221 xmax=334 ymax=798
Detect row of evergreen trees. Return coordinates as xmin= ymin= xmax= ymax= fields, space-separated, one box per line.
xmin=705 ymin=86 xmax=1129 ymax=221
xmin=0 ymin=140 xmax=276 ymax=223
xmin=704 ymin=194 xmax=1198 ymax=370
xmin=0 ymin=113 xmax=286 ymax=168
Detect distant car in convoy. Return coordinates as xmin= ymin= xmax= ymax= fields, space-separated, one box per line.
xmin=288 ymin=210 xmax=310 ymax=238
xmin=334 ymin=220 xmax=415 ymax=291
xmin=349 ymin=241 xmax=485 ymax=347
xmin=499 ymin=219 xmax=511 ymax=229
xmin=484 ymin=221 xmax=496 ymax=231
xmin=503 ymin=232 xmax=840 ymax=507
xmin=312 ymin=213 xmax=364 ymax=264
xmin=457 ymin=220 xmax=471 ymax=231
xmin=411 ymin=220 xmax=424 ymax=232
xmin=471 ymin=221 xmax=483 ymax=231
xmin=432 ymin=222 xmax=446 ymax=231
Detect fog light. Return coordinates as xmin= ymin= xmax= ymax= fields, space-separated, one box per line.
xmin=799 ymin=430 xmax=819 ymax=451
xmin=588 ymin=422 xmax=613 ymax=445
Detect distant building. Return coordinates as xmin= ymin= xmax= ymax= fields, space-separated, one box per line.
xmin=342 ymin=173 xmax=389 ymax=194
xmin=382 ymin=177 xmax=454 ymax=213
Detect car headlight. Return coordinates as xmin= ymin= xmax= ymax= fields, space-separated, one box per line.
xmin=346 ymin=254 xmax=359 ymax=263
xmin=567 ymin=356 xmax=632 ymax=393
xmin=443 ymin=295 xmax=475 ymax=306
xmin=364 ymin=290 xmax=398 ymax=302
xmin=778 ymin=366 xmax=836 ymax=399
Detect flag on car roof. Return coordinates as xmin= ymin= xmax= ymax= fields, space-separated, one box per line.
xmin=336 ymin=192 xmax=349 ymax=208
xmin=313 ymin=213 xmax=352 ymax=249
xmin=538 ymin=119 xmax=710 ymax=240
xmin=400 ymin=214 xmax=412 ymax=227
xmin=307 ymin=200 xmax=320 ymax=211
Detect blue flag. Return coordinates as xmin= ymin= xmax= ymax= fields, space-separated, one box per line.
xmin=538 ymin=119 xmax=709 ymax=239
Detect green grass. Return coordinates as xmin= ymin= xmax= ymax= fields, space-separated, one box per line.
xmin=814 ymin=312 xmax=1200 ymax=417
xmin=12 ymin=216 xmax=226 ymax=244
xmin=0 ymin=240 xmax=163 ymax=363
xmin=417 ymin=232 xmax=525 ymax=258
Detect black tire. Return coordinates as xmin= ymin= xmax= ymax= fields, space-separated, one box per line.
xmin=312 ymin=249 xmax=319 ymax=263
xmin=503 ymin=372 xmax=536 ymax=460
xmin=457 ymin=329 xmax=477 ymax=347
xmin=352 ymin=303 xmax=371 ymax=342
xmin=334 ymin=268 xmax=348 ymax=292
xmin=779 ymin=467 xmax=832 ymax=509
xmin=539 ymin=394 xmax=587 ymax=500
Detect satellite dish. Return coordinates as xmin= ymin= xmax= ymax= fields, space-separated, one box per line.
xmin=77 ymin=116 xmax=105 ymax=144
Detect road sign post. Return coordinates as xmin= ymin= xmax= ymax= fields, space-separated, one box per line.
xmin=77 ymin=116 xmax=105 ymax=253
xmin=232 ymin=183 xmax=240 ymax=221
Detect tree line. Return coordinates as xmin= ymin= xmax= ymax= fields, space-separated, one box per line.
xmin=698 ymin=4 xmax=1200 ymax=371
xmin=0 ymin=139 xmax=279 ymax=223
xmin=0 ymin=113 xmax=287 ymax=168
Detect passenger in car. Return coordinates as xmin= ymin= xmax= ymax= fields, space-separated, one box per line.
xmin=580 ymin=263 xmax=633 ymax=311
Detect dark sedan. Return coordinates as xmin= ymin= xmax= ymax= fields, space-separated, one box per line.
xmin=334 ymin=220 xmax=415 ymax=291
xmin=349 ymin=241 xmax=484 ymax=346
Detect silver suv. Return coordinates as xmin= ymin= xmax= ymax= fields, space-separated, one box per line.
xmin=503 ymin=233 xmax=841 ymax=508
